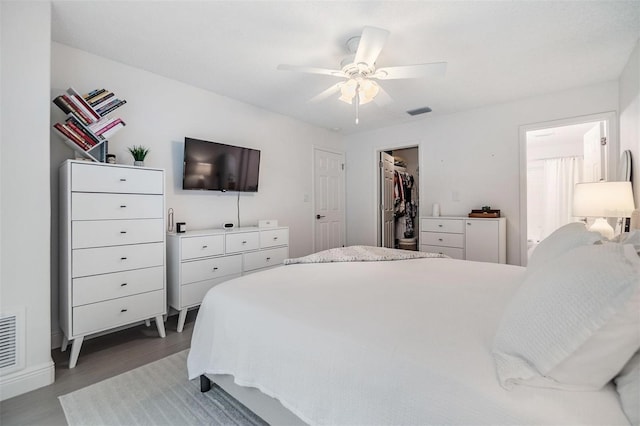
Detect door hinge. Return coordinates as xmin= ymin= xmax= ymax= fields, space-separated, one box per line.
xmin=379 ymin=161 xmax=383 ymax=168
xmin=341 ymin=163 xmax=345 ymax=170
xmin=601 ymin=137 xmax=607 ymax=146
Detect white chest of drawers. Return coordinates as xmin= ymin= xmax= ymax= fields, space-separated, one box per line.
xmin=59 ymin=160 xmax=167 ymax=368
xmin=420 ymin=216 xmax=506 ymax=263
xmin=167 ymin=226 xmax=289 ymax=332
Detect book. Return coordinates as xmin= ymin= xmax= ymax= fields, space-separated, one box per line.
xmin=66 ymin=121 xmax=97 ymax=147
xmin=89 ymin=92 xmax=115 ymax=108
xmin=100 ymin=122 xmax=125 ymax=139
xmin=53 ymin=95 xmax=75 ymax=115
xmin=60 ymin=94 xmax=91 ymax=125
xmin=97 ymin=99 xmax=127 ymax=116
xmin=83 ymin=88 xmax=105 ymax=101
xmin=87 ymin=90 xmax=112 ymax=105
xmin=54 ymin=123 xmax=90 ymax=150
xmin=95 ymin=98 xmax=122 ymax=114
xmin=88 ymin=117 xmax=117 ymax=133
xmin=95 ymin=118 xmax=125 ymax=136
xmin=68 ymin=94 xmax=100 ymax=123
xmin=66 ymin=116 xmax=102 ymax=146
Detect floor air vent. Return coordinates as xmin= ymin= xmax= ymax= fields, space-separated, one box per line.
xmin=0 ymin=309 xmax=24 ymax=373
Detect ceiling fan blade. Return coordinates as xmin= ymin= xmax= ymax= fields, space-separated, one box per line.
xmin=373 ymin=85 xmax=393 ymax=106
xmin=353 ymin=26 xmax=390 ymax=66
xmin=309 ymin=83 xmax=342 ymax=103
xmin=374 ymin=62 xmax=447 ymax=80
xmin=277 ymin=64 xmax=345 ymax=77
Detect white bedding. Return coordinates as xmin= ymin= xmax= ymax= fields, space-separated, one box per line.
xmin=187 ymin=257 xmax=629 ymax=425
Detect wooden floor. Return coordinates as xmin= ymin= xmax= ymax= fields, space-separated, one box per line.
xmin=0 ymin=311 xmax=197 ymax=426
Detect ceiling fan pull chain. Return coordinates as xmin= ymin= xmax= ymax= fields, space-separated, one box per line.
xmin=355 ymin=84 xmax=360 ymax=124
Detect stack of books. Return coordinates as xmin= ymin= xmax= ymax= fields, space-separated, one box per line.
xmin=52 ymin=87 xmax=126 ymax=155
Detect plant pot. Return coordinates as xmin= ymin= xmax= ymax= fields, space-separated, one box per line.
xmin=134 ymin=160 xmax=145 ymax=167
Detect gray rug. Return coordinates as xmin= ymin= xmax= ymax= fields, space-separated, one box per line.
xmin=59 ymin=350 xmax=267 ymax=426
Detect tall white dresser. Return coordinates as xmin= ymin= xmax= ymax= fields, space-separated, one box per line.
xmin=167 ymin=226 xmax=289 ymax=332
xmin=59 ymin=160 xmax=167 ymax=368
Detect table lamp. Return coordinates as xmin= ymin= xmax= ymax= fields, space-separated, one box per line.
xmin=572 ymin=181 xmax=635 ymax=239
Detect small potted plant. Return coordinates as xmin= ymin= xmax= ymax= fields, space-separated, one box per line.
xmin=128 ymin=145 xmax=150 ymax=166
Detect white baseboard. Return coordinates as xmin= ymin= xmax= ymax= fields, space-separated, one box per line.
xmin=0 ymin=360 xmax=55 ymax=401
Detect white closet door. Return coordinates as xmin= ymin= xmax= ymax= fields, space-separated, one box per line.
xmin=465 ymin=219 xmax=499 ymax=263
xmin=380 ymin=152 xmax=395 ymax=248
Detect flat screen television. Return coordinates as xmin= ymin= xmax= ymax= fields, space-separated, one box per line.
xmin=182 ymin=137 xmax=260 ymax=192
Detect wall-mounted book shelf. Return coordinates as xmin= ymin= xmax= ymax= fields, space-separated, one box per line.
xmin=52 ymin=87 xmax=127 ymax=162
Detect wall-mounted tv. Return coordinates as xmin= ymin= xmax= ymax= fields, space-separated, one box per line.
xmin=182 ymin=137 xmax=260 ymax=192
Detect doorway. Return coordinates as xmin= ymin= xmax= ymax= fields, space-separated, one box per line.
xmin=313 ymin=148 xmax=345 ymax=252
xmin=377 ymin=146 xmax=420 ymax=250
xmin=520 ymin=112 xmax=616 ymax=265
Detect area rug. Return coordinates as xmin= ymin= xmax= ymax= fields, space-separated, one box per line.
xmin=59 ymin=350 xmax=267 ymax=426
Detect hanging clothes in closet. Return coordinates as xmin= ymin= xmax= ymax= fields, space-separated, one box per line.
xmin=393 ymin=169 xmax=416 ymax=238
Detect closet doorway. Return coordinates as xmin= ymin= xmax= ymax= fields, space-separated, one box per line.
xmin=520 ymin=112 xmax=615 ymax=265
xmin=377 ymin=146 xmax=419 ymax=250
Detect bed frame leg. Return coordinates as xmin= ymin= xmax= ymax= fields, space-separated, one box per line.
xmin=200 ymin=375 xmax=212 ymax=393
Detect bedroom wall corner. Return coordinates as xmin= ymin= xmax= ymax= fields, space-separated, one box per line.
xmin=618 ymin=38 xmax=640 ymax=207
xmin=0 ymin=0 xmax=55 ymax=400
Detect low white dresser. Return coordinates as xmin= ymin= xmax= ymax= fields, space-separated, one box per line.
xmin=167 ymin=226 xmax=289 ymax=332
xmin=59 ymin=160 xmax=167 ymax=368
xmin=420 ymin=216 xmax=506 ymax=263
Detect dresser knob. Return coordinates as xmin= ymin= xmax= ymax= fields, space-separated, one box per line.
xmin=242 ymin=241 xmax=247 ymax=244
xmin=120 ymin=205 xmax=127 ymax=208
xmin=120 ymin=283 xmax=128 ymax=287
xmin=120 ymin=257 xmax=127 ymax=260
xmin=273 ymin=236 xmax=278 ymax=240
xmin=438 ymin=224 xmax=443 ymax=227
xmin=120 ymin=178 xmax=127 ymax=182
xmin=438 ymin=238 xmax=443 ymax=241
xmin=266 ymin=257 xmax=271 ymax=261
xmin=213 ymin=267 xmax=218 ymax=271
xmin=120 ymin=231 xmax=127 ymax=234
xmin=202 ymin=245 xmax=208 ymax=249
xmin=120 ymin=308 xmax=128 ymax=313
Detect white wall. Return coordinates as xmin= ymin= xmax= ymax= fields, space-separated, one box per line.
xmin=0 ymin=1 xmax=55 ymax=400
xmin=619 ymin=39 xmax=640 ymax=207
xmin=345 ymin=81 xmax=619 ymax=265
xmin=50 ymin=43 xmax=343 ymax=343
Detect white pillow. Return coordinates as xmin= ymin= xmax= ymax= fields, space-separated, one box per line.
xmin=527 ymin=222 xmax=601 ymax=272
xmin=493 ymin=243 xmax=640 ymax=390
xmin=615 ymin=351 xmax=640 ymax=426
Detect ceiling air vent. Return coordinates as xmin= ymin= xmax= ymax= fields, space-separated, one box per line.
xmin=406 ymin=107 xmax=432 ymax=116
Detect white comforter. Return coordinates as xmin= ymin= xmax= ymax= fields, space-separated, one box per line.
xmin=188 ymin=257 xmax=629 ymax=425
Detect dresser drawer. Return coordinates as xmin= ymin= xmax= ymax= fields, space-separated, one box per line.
xmin=421 ymin=232 xmax=464 ymax=248
xmin=260 ymin=228 xmax=289 ymax=248
xmin=421 ymin=218 xmax=464 ymax=234
xmin=73 ymin=266 xmax=164 ymax=307
xmin=72 ymin=290 xmax=164 ymax=336
xmin=181 ymin=235 xmax=224 ymax=260
xmin=71 ymin=163 xmax=163 ymax=194
xmin=181 ymin=254 xmax=242 ymax=284
xmin=421 ymin=245 xmax=464 ymax=260
xmin=243 ymin=246 xmax=288 ymax=272
xmin=225 ymin=231 xmax=259 ymax=253
xmin=72 ymin=193 xmax=163 ymax=220
xmin=72 ymin=219 xmax=164 ymax=249
xmin=72 ymin=242 xmax=164 ymax=278
xmin=181 ymin=275 xmax=240 ymax=308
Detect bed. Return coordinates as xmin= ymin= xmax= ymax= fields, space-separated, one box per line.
xmin=188 ymin=229 xmax=640 ymax=425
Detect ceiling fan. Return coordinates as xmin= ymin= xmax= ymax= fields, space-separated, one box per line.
xmin=277 ymin=26 xmax=447 ymax=124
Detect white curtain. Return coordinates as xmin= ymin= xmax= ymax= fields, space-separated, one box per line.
xmin=541 ymin=156 xmax=584 ymax=239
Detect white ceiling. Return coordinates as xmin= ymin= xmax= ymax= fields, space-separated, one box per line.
xmin=51 ymin=1 xmax=640 ymax=135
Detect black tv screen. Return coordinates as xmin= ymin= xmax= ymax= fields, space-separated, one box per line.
xmin=182 ymin=137 xmax=260 ymax=192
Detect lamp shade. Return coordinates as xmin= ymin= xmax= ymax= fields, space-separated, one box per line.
xmin=572 ymin=181 xmax=635 ymax=218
